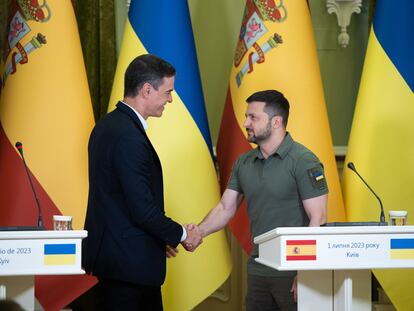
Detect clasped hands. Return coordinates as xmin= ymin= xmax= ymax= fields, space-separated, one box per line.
xmin=182 ymin=223 xmax=202 ymax=252
xmin=166 ymin=223 xmax=202 ymax=258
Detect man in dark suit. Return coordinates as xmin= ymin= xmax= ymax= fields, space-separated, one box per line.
xmin=82 ymin=54 xmax=201 ymax=310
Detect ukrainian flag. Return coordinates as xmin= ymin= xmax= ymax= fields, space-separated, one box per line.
xmin=44 ymin=244 xmax=76 ymax=265
xmin=390 ymin=239 xmax=414 ymax=260
xmin=108 ymin=1 xmax=231 ymax=310
xmin=342 ymin=1 xmax=414 ymax=309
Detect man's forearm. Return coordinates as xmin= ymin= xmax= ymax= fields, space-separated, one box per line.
xmin=199 ymin=203 xmax=235 ymax=237
xmin=304 ymin=194 xmax=328 ymax=227
xmin=308 ymin=208 xmax=327 ymax=226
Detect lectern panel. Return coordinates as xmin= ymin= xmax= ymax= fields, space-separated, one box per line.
xmin=0 ymin=231 xmax=86 ymax=276
xmin=254 ymin=226 xmax=414 ymax=270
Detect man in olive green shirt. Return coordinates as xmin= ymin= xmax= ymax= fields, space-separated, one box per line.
xmin=190 ymin=90 xmax=328 ymax=311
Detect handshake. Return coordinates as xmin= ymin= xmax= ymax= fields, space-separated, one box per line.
xmin=166 ymin=223 xmax=203 ymax=258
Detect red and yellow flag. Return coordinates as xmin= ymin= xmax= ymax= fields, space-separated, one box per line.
xmin=217 ymin=0 xmax=345 ymax=254
xmin=0 ymin=1 xmax=96 ymax=309
xmin=286 ymin=240 xmax=317 ymax=261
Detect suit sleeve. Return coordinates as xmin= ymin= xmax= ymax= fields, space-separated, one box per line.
xmin=113 ymin=134 xmax=183 ymax=247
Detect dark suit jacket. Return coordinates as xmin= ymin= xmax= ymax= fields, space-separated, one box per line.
xmin=83 ymin=102 xmax=182 ymax=287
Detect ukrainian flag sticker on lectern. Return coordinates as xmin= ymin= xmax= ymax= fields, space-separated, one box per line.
xmin=44 ymin=244 xmax=76 ymax=265
xmin=390 ymin=239 xmax=414 ymax=260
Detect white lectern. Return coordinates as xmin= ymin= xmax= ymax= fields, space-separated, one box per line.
xmin=0 ymin=230 xmax=87 ymax=310
xmin=254 ymin=226 xmax=414 ymax=311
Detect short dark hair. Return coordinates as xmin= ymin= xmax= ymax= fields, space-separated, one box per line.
xmin=124 ymin=54 xmax=176 ymax=98
xmin=0 ymin=300 xmax=24 ymax=311
xmin=246 ymin=90 xmax=290 ymax=127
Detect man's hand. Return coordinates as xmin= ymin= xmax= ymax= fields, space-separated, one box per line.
xmin=182 ymin=223 xmax=202 ymax=252
xmin=166 ymin=245 xmax=178 ymax=258
xmin=290 ymin=276 xmax=298 ymax=303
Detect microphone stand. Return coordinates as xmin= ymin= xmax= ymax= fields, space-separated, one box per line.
xmin=16 ymin=143 xmax=44 ymax=229
xmin=323 ymin=162 xmax=387 ymax=227
xmin=0 ymin=142 xmax=44 ymax=231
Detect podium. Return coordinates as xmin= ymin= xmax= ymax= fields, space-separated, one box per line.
xmin=0 ymin=230 xmax=87 ymax=310
xmin=254 ymin=226 xmax=414 ymax=311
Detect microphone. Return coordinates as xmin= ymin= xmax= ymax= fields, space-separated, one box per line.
xmin=15 ymin=141 xmax=44 ymax=229
xmin=347 ymin=162 xmax=386 ymax=223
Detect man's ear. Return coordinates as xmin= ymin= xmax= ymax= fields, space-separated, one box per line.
xmin=272 ymin=115 xmax=283 ymax=129
xmin=141 ymin=82 xmax=152 ymax=98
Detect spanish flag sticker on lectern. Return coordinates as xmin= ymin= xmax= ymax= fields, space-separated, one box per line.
xmin=286 ymin=240 xmax=317 ymax=261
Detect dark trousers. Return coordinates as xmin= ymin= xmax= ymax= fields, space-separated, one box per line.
xmin=97 ymin=278 xmax=163 ymax=311
xmin=246 ymin=274 xmax=297 ymax=311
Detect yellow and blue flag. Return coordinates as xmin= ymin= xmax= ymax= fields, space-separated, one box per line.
xmin=44 ymin=244 xmax=76 ymax=266
xmin=342 ymin=0 xmax=414 ymax=309
xmin=108 ymin=1 xmax=231 ymax=310
xmin=390 ymin=239 xmax=414 ymax=260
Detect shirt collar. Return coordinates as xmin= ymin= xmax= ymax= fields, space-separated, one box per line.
xmin=120 ymin=101 xmax=148 ymax=131
xmin=254 ymin=132 xmax=294 ymax=160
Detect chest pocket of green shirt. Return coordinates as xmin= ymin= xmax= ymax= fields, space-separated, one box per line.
xmin=239 ymin=159 xmax=300 ymax=209
xmin=239 ymin=159 xmax=306 ymax=235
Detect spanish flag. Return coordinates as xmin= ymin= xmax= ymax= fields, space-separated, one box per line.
xmin=342 ymin=1 xmax=414 ymax=309
xmin=107 ymin=1 xmax=231 ymax=310
xmin=286 ymin=240 xmax=317 ymax=261
xmin=217 ymin=0 xmax=345 ymax=254
xmin=0 ymin=1 xmax=96 ymax=310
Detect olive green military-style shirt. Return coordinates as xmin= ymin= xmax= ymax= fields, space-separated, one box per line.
xmin=227 ymin=132 xmax=328 ymax=276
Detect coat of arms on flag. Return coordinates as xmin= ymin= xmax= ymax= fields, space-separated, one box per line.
xmin=234 ymin=0 xmax=286 ymax=87
xmin=2 ymin=0 xmax=51 ymax=88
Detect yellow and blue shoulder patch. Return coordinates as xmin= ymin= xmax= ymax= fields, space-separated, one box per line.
xmin=308 ymin=166 xmax=326 ymax=190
